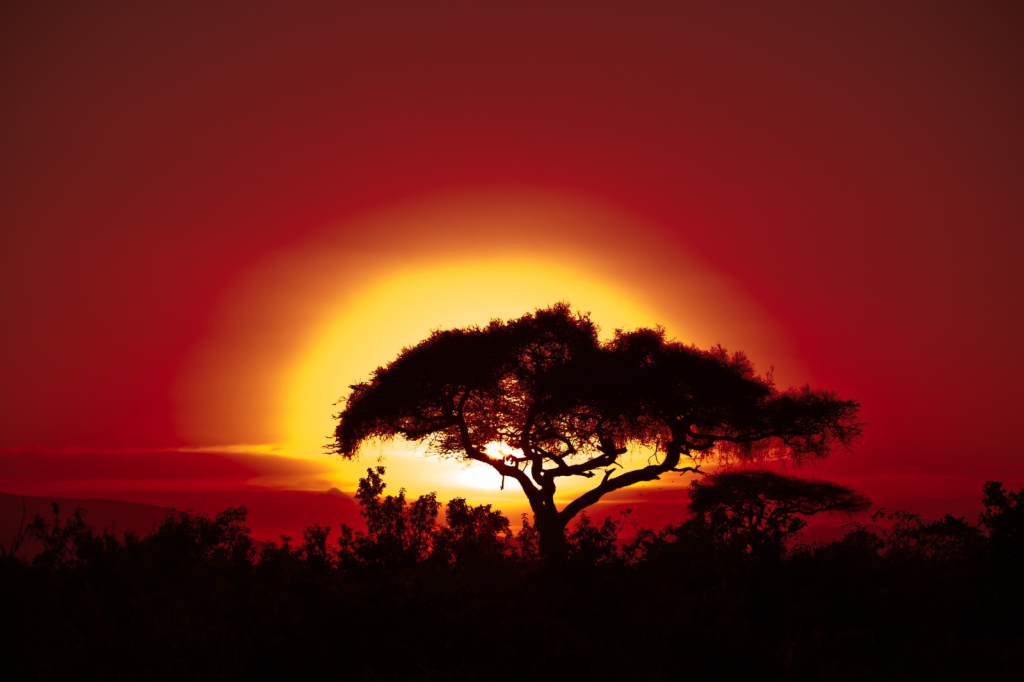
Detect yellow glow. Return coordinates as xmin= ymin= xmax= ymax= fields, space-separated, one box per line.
xmin=447 ymin=443 xmax=519 ymax=491
xmin=483 ymin=442 xmax=520 ymax=459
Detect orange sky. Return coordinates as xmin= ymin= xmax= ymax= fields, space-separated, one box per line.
xmin=2 ymin=1 xmax=1023 ymax=538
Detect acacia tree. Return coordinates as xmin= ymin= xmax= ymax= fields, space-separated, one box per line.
xmin=687 ymin=469 xmax=871 ymax=558
xmin=330 ymin=304 xmax=863 ymax=556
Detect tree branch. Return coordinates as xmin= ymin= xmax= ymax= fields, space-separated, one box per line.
xmin=546 ymin=450 xmax=621 ymax=478
xmin=558 ymin=442 xmax=695 ymax=524
xmin=455 ymin=406 xmax=539 ymax=501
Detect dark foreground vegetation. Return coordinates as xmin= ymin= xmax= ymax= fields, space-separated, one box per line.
xmin=2 ymin=470 xmax=1023 ymax=682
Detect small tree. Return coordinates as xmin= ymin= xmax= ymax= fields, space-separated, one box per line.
xmin=336 ymin=466 xmax=440 ymax=567
xmin=687 ymin=469 xmax=871 ymax=558
xmin=330 ymin=304 xmax=863 ymax=556
xmin=300 ymin=523 xmax=334 ymax=570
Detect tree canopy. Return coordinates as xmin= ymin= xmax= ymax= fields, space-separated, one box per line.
xmin=330 ymin=304 xmax=863 ymax=553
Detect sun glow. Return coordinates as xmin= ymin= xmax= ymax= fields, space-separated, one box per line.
xmin=447 ymin=442 xmax=521 ymax=491
xmin=483 ymin=442 xmax=520 ymax=460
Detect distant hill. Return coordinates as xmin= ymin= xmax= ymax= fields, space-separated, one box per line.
xmin=1 ymin=487 xmax=365 ymax=560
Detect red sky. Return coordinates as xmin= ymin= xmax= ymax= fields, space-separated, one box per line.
xmin=2 ymin=1 xmax=1023 ymax=537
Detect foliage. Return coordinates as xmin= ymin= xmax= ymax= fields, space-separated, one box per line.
xmin=300 ymin=523 xmax=333 ymax=570
xmin=872 ymin=507 xmax=985 ymax=563
xmin=433 ymin=497 xmax=514 ymax=567
xmin=565 ymin=510 xmax=629 ymax=566
xmin=980 ymin=480 xmax=1024 ymax=564
xmin=336 ymin=465 xmax=440 ymax=567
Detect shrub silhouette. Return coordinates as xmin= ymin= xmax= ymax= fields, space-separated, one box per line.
xmin=336 ymin=466 xmax=440 ymax=567
xmin=980 ymin=480 xmax=1024 ymax=564
xmin=300 ymin=523 xmax=334 ymax=570
xmin=4 ymin=480 xmax=1024 ymax=681
xmin=433 ymin=497 xmax=513 ymax=567
xmin=873 ymin=507 xmax=985 ymax=563
xmin=145 ymin=505 xmax=255 ymax=568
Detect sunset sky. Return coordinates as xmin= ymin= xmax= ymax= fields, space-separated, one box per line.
xmin=2 ymin=1 xmax=1023 ymax=538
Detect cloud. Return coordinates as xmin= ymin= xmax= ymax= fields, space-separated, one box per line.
xmin=0 ymin=445 xmax=337 ymax=494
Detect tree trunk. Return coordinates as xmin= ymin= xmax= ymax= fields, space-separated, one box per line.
xmin=535 ymin=512 xmax=568 ymax=560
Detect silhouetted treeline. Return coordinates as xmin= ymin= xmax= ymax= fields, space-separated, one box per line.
xmin=2 ymin=473 xmax=1023 ymax=681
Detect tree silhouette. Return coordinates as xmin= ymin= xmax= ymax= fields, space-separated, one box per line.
xmin=335 ymin=466 xmax=440 ymax=567
xmin=330 ymin=304 xmax=863 ymax=555
xmin=979 ymin=480 xmax=1024 ymax=564
xmin=687 ymin=469 xmax=871 ymax=558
